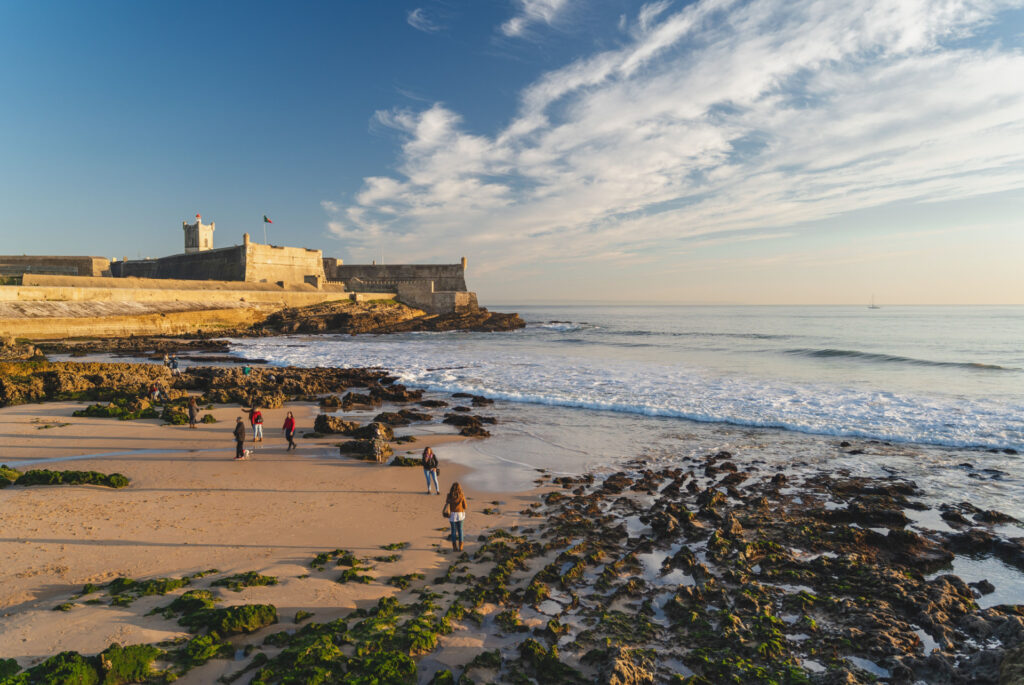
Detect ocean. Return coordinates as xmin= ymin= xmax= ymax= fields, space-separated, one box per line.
xmin=231 ymin=305 xmax=1023 ymax=512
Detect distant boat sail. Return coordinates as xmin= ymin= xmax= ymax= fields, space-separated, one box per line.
xmin=868 ymin=295 xmax=881 ymax=309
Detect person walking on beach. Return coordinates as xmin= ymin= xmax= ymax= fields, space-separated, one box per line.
xmin=283 ymin=411 xmax=297 ymax=451
xmin=170 ymin=354 xmax=181 ymax=377
xmin=233 ymin=417 xmax=246 ymax=460
xmin=442 ymin=482 xmax=468 ymax=552
xmin=188 ymin=397 xmax=198 ymax=430
xmin=249 ymin=406 xmax=264 ymax=442
xmin=422 ymin=446 xmax=440 ymax=495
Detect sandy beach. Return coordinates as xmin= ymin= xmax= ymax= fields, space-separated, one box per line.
xmin=0 ymin=398 xmax=530 ymax=680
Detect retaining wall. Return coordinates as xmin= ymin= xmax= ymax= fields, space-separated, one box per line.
xmin=326 ymin=263 xmax=468 ymax=292
xmin=0 ymin=255 xmax=111 ymax=278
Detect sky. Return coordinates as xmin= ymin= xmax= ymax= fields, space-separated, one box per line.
xmin=1 ymin=0 xmax=1023 ymax=305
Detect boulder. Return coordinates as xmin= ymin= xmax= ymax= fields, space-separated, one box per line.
xmin=339 ymin=438 xmax=392 ymax=462
xmin=348 ymin=422 xmax=394 ymax=441
xmin=313 ymin=415 xmax=360 ymax=435
xmin=372 ymin=412 xmax=411 ymax=427
xmin=602 ymin=647 xmax=655 ymax=685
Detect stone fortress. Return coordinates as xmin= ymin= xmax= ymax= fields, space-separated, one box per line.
xmin=1 ymin=214 xmax=478 ymax=316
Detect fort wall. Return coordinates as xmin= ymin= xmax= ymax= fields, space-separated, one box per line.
xmin=112 ymin=245 xmax=247 ymax=281
xmin=110 ymin=239 xmax=326 ymax=286
xmin=5 ymin=278 xmax=347 ymax=308
xmin=325 ymin=262 xmax=468 ymax=292
xmin=0 ymin=256 xmax=111 ymax=278
xmin=244 ymin=243 xmax=325 ymax=284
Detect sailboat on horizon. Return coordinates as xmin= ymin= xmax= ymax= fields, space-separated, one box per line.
xmin=868 ymin=295 xmax=881 ymax=309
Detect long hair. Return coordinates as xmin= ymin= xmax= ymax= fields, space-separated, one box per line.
xmin=448 ymin=481 xmax=464 ymax=503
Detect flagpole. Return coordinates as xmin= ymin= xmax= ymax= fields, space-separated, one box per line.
xmin=263 ymin=215 xmax=268 ymax=244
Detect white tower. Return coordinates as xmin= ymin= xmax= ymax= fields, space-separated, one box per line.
xmin=183 ymin=213 xmax=215 ymax=253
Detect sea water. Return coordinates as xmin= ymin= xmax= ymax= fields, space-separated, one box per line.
xmin=230 ymin=305 xmax=1024 ymax=511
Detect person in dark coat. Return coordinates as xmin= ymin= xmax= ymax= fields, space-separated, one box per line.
xmin=188 ymin=397 xmax=199 ymax=429
xmin=233 ymin=417 xmax=246 ymax=459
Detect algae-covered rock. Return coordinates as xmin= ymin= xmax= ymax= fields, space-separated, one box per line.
xmin=12 ymin=469 xmax=130 ymax=489
xmin=430 ymin=669 xmax=455 ymax=684
xmin=212 ymin=572 xmax=279 ymax=592
xmin=0 ymin=465 xmax=21 ymax=487
xmin=178 ymin=634 xmax=233 ymax=669
xmin=197 ymin=604 xmax=277 ymax=635
xmin=22 ymin=651 xmax=100 ymax=685
xmin=390 ymin=455 xmax=421 ymax=467
xmin=97 ymin=643 xmax=163 ymax=684
xmin=0 ymin=658 xmax=20 ymax=679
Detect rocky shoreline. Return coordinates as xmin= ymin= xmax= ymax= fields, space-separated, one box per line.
xmin=0 ymin=358 xmax=1021 ymax=683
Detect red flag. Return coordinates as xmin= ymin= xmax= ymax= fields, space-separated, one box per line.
xmin=263 ymin=215 xmax=273 ymax=224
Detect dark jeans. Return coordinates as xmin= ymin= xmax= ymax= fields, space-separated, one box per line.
xmin=449 ymin=518 xmax=464 ymax=545
xmin=235 ymin=440 xmax=244 ymax=458
xmin=286 ymin=429 xmax=295 ymax=448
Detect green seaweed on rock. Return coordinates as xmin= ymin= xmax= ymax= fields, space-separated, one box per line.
xmin=212 ymin=572 xmax=279 ymax=592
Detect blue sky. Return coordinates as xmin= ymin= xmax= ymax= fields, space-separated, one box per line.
xmin=2 ymin=0 xmax=1023 ymax=304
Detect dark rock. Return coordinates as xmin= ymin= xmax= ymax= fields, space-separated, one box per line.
xmin=451 ymin=406 xmax=471 ymax=412
xmin=418 ymin=399 xmax=448 ymax=408
xmin=970 ymin=579 xmax=996 ymax=595
xmin=601 ymin=647 xmax=655 ymax=685
xmin=883 ymin=528 xmax=954 ymax=571
xmin=975 ymin=509 xmax=1020 ymax=525
xmin=372 ymin=412 xmax=411 ymax=427
xmin=369 ymin=383 xmax=423 ymax=403
xmin=313 ymin=414 xmax=360 ymax=434
xmin=339 ymin=438 xmax=392 ymax=462
xmin=398 ymin=409 xmax=432 ymax=421
xmin=341 ymin=392 xmax=381 ymax=410
xmin=459 ymin=424 xmax=491 ymax=438
xmin=348 ymin=422 xmax=394 ymax=441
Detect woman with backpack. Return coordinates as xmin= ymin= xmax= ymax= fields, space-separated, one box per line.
xmin=422 ymin=446 xmax=440 ymax=495
xmin=249 ymin=406 xmax=264 ymax=442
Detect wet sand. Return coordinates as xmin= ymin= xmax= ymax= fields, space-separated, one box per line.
xmin=0 ymin=400 xmax=531 ymax=675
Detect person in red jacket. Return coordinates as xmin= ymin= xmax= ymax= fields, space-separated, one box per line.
xmin=283 ymin=411 xmax=297 ymax=451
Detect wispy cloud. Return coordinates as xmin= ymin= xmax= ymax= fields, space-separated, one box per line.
xmin=326 ymin=0 xmax=1024 ymax=273
xmin=407 ymin=8 xmax=442 ymax=33
xmin=501 ymin=0 xmax=571 ymax=37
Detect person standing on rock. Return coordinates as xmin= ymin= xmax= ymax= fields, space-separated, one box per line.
xmin=188 ymin=397 xmax=198 ymax=430
xmin=233 ymin=417 xmax=246 ymax=460
xmin=442 ymin=482 xmax=468 ymax=552
xmin=283 ymin=411 xmax=297 ymax=451
xmin=422 ymin=446 xmax=440 ymax=495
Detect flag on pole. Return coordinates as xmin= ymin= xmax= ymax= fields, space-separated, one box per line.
xmin=263 ymin=215 xmax=273 ymax=224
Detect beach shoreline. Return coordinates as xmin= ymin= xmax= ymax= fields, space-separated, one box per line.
xmin=0 ymin=354 xmax=1022 ymax=683
xmin=0 ymin=392 xmax=538 ymax=675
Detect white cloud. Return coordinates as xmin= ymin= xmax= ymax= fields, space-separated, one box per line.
xmin=501 ymin=0 xmax=571 ymax=37
xmin=407 ymin=8 xmax=442 ymax=33
xmin=325 ymin=0 xmax=1024 ymax=272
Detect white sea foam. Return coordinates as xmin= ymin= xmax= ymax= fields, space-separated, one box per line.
xmin=230 ymin=331 xmax=1023 ymax=452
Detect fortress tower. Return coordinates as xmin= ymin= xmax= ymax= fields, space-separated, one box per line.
xmin=182 ymin=214 xmax=215 ymax=254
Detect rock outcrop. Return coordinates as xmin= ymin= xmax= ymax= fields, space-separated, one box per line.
xmin=255 ymin=300 xmax=525 ymax=335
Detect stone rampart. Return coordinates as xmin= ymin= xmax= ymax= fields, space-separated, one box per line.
xmin=244 ymin=243 xmax=325 ymax=284
xmin=326 ymin=263 xmax=468 ymax=292
xmin=2 ymin=282 xmax=347 ymax=308
xmin=0 ymin=255 xmax=111 ymax=278
xmin=112 ymin=245 xmax=247 ymax=280
xmin=0 ymin=306 xmax=268 ymax=340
